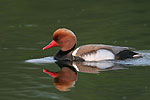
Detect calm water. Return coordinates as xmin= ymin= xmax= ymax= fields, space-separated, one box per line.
xmin=1 ymin=0 xmax=150 ymax=100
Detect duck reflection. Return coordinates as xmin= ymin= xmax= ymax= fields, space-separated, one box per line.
xmin=72 ymin=61 xmax=126 ymax=73
xmin=43 ymin=62 xmax=77 ymax=91
xmin=43 ymin=61 xmax=126 ymax=91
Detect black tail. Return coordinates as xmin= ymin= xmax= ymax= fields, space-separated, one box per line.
xmin=116 ymin=50 xmax=142 ymax=60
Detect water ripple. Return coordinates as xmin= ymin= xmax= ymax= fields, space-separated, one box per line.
xmin=25 ymin=56 xmax=55 ymax=64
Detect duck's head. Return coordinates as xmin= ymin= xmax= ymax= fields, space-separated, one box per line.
xmin=43 ymin=28 xmax=77 ymax=51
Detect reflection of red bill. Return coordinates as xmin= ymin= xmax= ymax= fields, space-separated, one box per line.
xmin=43 ymin=69 xmax=58 ymax=78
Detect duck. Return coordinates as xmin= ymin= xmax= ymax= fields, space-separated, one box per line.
xmin=43 ymin=28 xmax=142 ymax=61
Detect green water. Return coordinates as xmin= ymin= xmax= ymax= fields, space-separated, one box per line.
xmin=1 ymin=0 xmax=150 ymax=100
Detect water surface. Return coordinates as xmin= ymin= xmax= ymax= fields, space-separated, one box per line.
xmin=1 ymin=0 xmax=150 ymax=100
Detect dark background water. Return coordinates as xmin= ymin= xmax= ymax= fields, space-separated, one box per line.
xmin=1 ymin=0 xmax=150 ymax=100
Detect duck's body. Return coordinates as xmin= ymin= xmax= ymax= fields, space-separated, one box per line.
xmin=43 ymin=28 xmax=141 ymax=61
xmin=54 ymin=44 xmax=139 ymax=61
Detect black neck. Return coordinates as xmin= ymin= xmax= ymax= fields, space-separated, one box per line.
xmin=58 ymin=44 xmax=76 ymax=55
xmin=54 ymin=44 xmax=76 ymax=61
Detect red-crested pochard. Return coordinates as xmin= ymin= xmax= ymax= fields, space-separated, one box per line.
xmin=43 ymin=28 xmax=142 ymax=61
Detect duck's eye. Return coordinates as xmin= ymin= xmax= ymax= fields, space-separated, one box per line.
xmin=54 ymin=36 xmax=60 ymax=41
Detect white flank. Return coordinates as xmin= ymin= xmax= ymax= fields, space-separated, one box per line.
xmin=72 ymin=47 xmax=79 ymax=56
xmin=82 ymin=49 xmax=115 ymax=61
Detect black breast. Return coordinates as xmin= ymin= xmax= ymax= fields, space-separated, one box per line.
xmin=54 ymin=45 xmax=76 ymax=61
